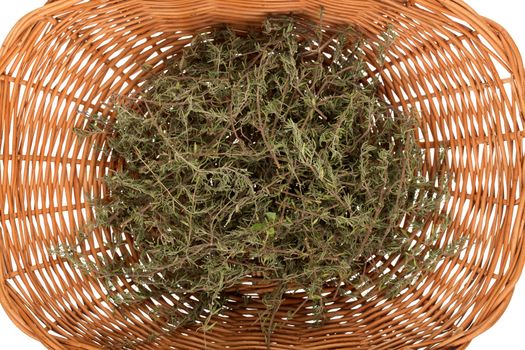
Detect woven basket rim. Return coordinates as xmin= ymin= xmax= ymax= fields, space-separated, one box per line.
xmin=1 ymin=1 xmax=525 ymax=349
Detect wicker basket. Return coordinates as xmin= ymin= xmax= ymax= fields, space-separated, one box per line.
xmin=1 ymin=0 xmax=524 ymax=349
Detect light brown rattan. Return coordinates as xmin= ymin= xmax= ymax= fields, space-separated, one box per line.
xmin=1 ymin=0 xmax=525 ymax=349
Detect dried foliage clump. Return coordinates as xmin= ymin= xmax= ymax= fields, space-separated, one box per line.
xmin=65 ymin=15 xmax=456 ymax=338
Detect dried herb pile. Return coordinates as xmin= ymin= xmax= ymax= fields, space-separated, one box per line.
xmin=67 ymin=15 xmax=455 ymax=338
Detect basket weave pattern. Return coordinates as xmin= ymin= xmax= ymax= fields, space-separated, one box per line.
xmin=1 ymin=0 xmax=525 ymax=349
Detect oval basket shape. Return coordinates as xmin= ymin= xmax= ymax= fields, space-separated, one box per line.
xmin=1 ymin=1 xmax=525 ymax=349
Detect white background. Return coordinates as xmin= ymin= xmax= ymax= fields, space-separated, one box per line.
xmin=0 ymin=1 xmax=523 ymax=349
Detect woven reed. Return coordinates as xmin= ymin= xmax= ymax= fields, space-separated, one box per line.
xmin=1 ymin=0 xmax=525 ymax=349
